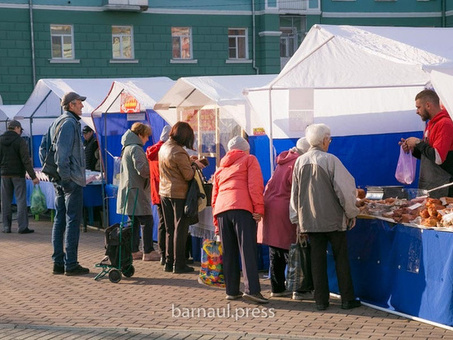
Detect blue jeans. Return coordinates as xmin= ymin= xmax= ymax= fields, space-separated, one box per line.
xmin=52 ymin=181 xmax=83 ymax=271
xmin=1 ymin=176 xmax=28 ymax=232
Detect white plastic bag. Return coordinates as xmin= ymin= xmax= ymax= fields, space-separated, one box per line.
xmin=395 ymin=146 xmax=417 ymax=185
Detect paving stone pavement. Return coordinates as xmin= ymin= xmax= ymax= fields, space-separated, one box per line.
xmin=1 ymin=216 xmax=452 ymax=339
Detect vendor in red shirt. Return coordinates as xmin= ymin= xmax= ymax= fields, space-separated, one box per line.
xmin=400 ymin=89 xmax=453 ymax=198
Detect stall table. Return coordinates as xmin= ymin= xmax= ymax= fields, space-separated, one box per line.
xmin=25 ymin=170 xmax=104 ymax=231
xmin=327 ymin=216 xmax=453 ymax=327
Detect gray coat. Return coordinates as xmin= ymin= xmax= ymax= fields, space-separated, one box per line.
xmin=116 ymin=129 xmax=151 ymax=216
xmin=289 ymin=147 xmax=359 ymax=233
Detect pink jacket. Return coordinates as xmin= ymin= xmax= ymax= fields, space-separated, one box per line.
xmin=257 ymin=150 xmax=299 ymax=250
xmin=212 ymin=149 xmax=264 ymax=231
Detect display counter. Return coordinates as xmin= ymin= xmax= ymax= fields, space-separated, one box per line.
xmin=327 ymin=217 xmax=453 ymax=327
xmin=25 ymin=169 xmax=104 ymax=230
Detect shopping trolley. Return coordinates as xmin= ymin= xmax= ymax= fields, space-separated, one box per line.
xmin=94 ymin=187 xmax=138 ymax=283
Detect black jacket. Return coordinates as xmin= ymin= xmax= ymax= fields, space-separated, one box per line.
xmin=84 ymin=135 xmax=99 ymax=171
xmin=0 ymin=131 xmax=36 ymax=179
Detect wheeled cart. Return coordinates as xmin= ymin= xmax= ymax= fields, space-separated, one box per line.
xmin=95 ymin=188 xmax=138 ymax=283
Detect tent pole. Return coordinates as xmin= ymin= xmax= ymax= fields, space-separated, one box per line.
xmin=268 ymin=87 xmax=274 ymax=174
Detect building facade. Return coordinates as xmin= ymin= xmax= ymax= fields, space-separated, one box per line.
xmin=0 ymin=0 xmax=452 ymax=104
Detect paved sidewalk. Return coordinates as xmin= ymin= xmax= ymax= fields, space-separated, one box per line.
xmin=1 ymin=217 xmax=452 ymax=339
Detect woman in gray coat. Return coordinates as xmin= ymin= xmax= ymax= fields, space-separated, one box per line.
xmin=117 ymin=122 xmax=159 ymax=261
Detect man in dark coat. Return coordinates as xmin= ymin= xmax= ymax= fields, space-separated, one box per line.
xmin=0 ymin=120 xmax=39 ymax=233
xmin=82 ymin=125 xmax=99 ymax=171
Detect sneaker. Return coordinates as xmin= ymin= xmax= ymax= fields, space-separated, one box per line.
xmin=160 ymin=257 xmax=166 ymax=266
xmin=341 ymin=299 xmax=361 ymax=310
xmin=2 ymin=229 xmax=11 ymax=233
xmin=173 ymin=265 xmax=195 ymax=274
xmin=65 ymin=265 xmax=90 ymax=276
xmin=98 ymin=256 xmax=110 ymax=265
xmin=292 ymin=291 xmax=314 ymax=300
xmin=242 ymin=292 xmax=269 ymax=304
xmin=270 ymin=291 xmax=292 ymax=298
xmin=132 ymin=251 xmax=143 ymax=260
xmin=52 ymin=263 xmax=64 ymax=275
xmin=143 ymin=251 xmax=160 ymax=261
xmin=18 ymin=228 xmax=34 ymax=234
xmin=163 ymin=263 xmax=173 ymax=272
xmin=226 ymin=292 xmax=243 ymax=300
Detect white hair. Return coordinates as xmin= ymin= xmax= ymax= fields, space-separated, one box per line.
xmin=305 ymin=123 xmax=331 ymax=147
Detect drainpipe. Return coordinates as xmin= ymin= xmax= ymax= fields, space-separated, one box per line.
xmin=29 ymin=0 xmax=36 ymax=86
xmin=441 ymin=0 xmax=446 ymax=27
xmin=252 ymin=0 xmax=259 ymax=74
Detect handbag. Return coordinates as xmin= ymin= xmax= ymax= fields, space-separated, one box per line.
xmin=286 ymin=234 xmax=313 ymax=292
xmin=395 ymin=146 xmax=417 ymax=185
xmin=194 ymin=165 xmax=212 ymax=206
xmin=30 ymin=185 xmax=47 ymax=215
xmin=198 ymin=239 xmax=225 ymax=288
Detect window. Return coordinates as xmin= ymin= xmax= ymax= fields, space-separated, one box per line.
xmin=228 ymin=28 xmax=248 ymax=59
xmin=172 ymin=27 xmax=192 ymax=59
xmin=50 ymin=25 xmax=74 ymax=59
xmin=280 ymin=28 xmax=297 ymax=58
xmin=112 ymin=26 xmax=134 ymax=59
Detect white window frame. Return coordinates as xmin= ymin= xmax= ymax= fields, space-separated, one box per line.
xmin=228 ymin=28 xmax=248 ymax=60
xmin=280 ymin=27 xmax=297 ymax=58
xmin=171 ymin=27 xmax=193 ymax=60
xmin=112 ymin=25 xmax=134 ymax=60
xmin=50 ymin=24 xmax=74 ymax=60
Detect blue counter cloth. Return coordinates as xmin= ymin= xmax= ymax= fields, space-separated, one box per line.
xmin=327 ymin=218 xmax=453 ymax=327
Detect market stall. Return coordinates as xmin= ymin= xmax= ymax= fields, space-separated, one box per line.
xmin=326 ymin=190 xmax=453 ymax=327
xmin=154 ymin=74 xmax=277 ymax=181
xmin=244 ymin=25 xmax=453 ymax=187
xmin=91 ymin=77 xmax=175 ymax=226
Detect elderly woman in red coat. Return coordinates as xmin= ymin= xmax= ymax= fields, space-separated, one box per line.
xmin=212 ymin=136 xmax=267 ymax=304
xmin=257 ymin=137 xmax=311 ymax=300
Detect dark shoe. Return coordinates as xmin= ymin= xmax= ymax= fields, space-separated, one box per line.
xmin=65 ymin=265 xmax=90 ymax=276
xmin=2 ymin=229 xmax=11 ymax=233
xmin=160 ymin=257 xmax=166 ymax=266
xmin=163 ymin=263 xmax=173 ymax=272
xmin=52 ymin=264 xmax=64 ymax=275
xmin=341 ymin=299 xmax=362 ymax=310
xmin=186 ymin=258 xmax=194 ymax=264
xmin=18 ymin=228 xmax=34 ymax=234
xmin=242 ymin=292 xmax=269 ymax=304
xmin=173 ymin=265 xmax=195 ymax=274
xmin=316 ymin=302 xmax=330 ymax=311
xmin=226 ymin=291 xmax=243 ymax=300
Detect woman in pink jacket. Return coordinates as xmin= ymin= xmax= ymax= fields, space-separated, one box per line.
xmin=257 ymin=137 xmax=311 ymax=300
xmin=212 ymin=136 xmax=267 ymax=304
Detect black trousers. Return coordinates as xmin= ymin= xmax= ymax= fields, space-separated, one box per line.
xmin=308 ymin=231 xmax=355 ymax=305
xmin=161 ymin=197 xmax=190 ymax=268
xmin=156 ymin=204 xmax=166 ymax=257
xmin=218 ymin=209 xmax=261 ymax=296
xmin=269 ymin=246 xmax=288 ymax=293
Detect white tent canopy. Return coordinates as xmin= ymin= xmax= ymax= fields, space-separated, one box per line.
xmin=92 ymin=77 xmax=175 ymax=115
xmin=245 ymin=25 xmax=453 ymax=140
xmin=15 ymin=78 xmax=166 ymax=135
xmin=0 ymin=105 xmax=23 ymax=133
xmin=154 ymin=74 xmax=276 ymax=134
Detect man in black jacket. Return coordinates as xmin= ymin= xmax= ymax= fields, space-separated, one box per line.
xmin=82 ymin=125 xmax=99 ymax=171
xmin=0 ymin=120 xmax=39 ymax=233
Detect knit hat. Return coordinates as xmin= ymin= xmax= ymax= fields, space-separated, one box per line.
xmin=160 ymin=125 xmax=171 ymax=142
xmin=227 ymin=136 xmax=250 ymax=151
